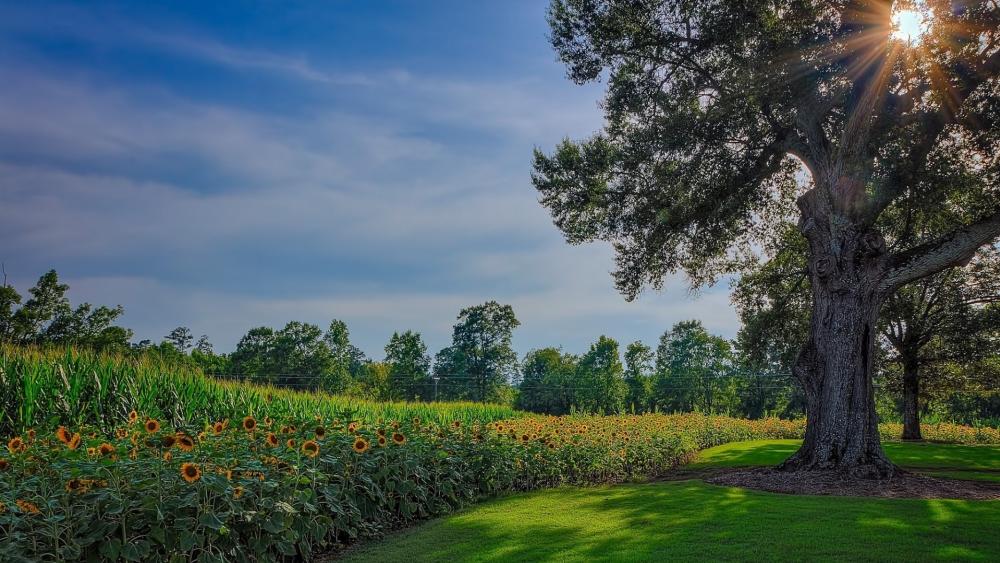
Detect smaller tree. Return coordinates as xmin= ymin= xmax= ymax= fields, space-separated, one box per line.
xmin=194 ymin=335 xmax=214 ymax=355
xmin=384 ymin=330 xmax=431 ymax=401
xmin=517 ymin=347 xmax=579 ymax=414
xmin=164 ymin=327 xmax=194 ymax=354
xmin=434 ymin=301 xmax=520 ymax=402
xmin=623 ymin=341 xmax=655 ymax=413
xmin=576 ymin=335 xmax=627 ymax=414
xmin=655 ymin=321 xmax=734 ymax=414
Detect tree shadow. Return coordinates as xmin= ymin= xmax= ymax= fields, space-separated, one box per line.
xmin=342 ymin=481 xmax=1000 ymax=562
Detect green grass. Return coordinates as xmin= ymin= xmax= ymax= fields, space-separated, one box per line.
xmin=691 ymin=439 xmax=1000 ymax=481
xmin=339 ymin=441 xmax=1000 ymax=562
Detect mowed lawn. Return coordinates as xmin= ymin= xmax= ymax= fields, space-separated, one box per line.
xmin=338 ymin=441 xmax=1000 ymax=562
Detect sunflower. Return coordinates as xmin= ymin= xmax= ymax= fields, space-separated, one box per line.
xmin=233 ymin=485 xmax=244 ymax=499
xmin=347 ymin=422 xmax=359 ymax=433
xmin=266 ymin=433 xmax=279 ymax=447
xmin=286 ymin=438 xmax=296 ymax=450
xmin=56 ymin=426 xmax=71 ymax=444
xmin=65 ymin=478 xmax=86 ymax=493
xmin=351 ymin=437 xmax=370 ymax=454
xmin=264 ymin=416 xmax=273 ymax=427
xmin=99 ymin=443 xmax=115 ymax=456
xmin=144 ymin=419 xmax=161 ymax=434
xmin=412 ymin=417 xmax=420 ymax=425
xmin=87 ymin=447 xmax=97 ymax=456
xmin=115 ymin=427 xmax=128 ymax=439
xmin=520 ymin=434 xmax=530 ymax=443
xmin=26 ymin=429 xmax=36 ymax=442
xmin=162 ymin=435 xmax=177 ymax=448
xmin=176 ymin=435 xmax=195 ymax=452
xmin=15 ymin=499 xmax=40 ymax=514
xmin=0 ymin=459 xmax=9 ymax=471
xmin=452 ymin=420 xmax=461 ymax=429
xmin=67 ymin=433 xmax=82 ymax=450
xmin=163 ymin=451 xmax=172 ymax=462
xmin=301 ymin=440 xmax=320 ymax=458
xmin=242 ymin=416 xmax=257 ymax=432
xmin=314 ymin=426 xmax=326 ymax=440
xmin=6 ymin=437 xmax=24 ymax=454
xmin=391 ymin=432 xmax=406 ymax=445
xmin=180 ymin=462 xmax=201 ymax=484
xmin=377 ymin=435 xmax=387 ymax=447
xmin=129 ymin=448 xmax=138 ymax=460
xmin=128 ymin=410 xmax=139 ymax=423
xmin=212 ymin=421 xmax=225 ymax=435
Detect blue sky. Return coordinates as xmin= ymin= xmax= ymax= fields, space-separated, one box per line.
xmin=0 ymin=1 xmax=739 ymax=358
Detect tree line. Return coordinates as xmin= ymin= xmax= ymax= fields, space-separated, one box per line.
xmin=3 ymin=268 xmax=997 ymax=428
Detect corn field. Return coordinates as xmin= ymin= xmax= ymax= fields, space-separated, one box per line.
xmin=0 ymin=345 xmax=519 ymax=435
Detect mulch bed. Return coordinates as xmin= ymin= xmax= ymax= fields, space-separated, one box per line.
xmin=705 ymin=468 xmax=1000 ymax=500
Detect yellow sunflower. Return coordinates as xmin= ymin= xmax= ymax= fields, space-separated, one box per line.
xmin=352 ymin=437 xmax=370 ymax=454
xmin=56 ymin=426 xmax=71 ymax=444
xmin=144 ymin=419 xmax=161 ymax=434
xmin=15 ymin=499 xmax=40 ymax=514
xmin=99 ymin=443 xmax=115 ymax=456
xmin=67 ymin=433 xmax=82 ymax=450
xmin=242 ymin=416 xmax=257 ymax=432
xmin=301 ymin=440 xmax=320 ymax=458
xmin=176 ymin=435 xmax=195 ymax=452
xmin=391 ymin=432 xmax=406 ymax=445
xmin=7 ymin=437 xmax=24 ymax=454
xmin=265 ymin=433 xmax=279 ymax=447
xmin=180 ymin=462 xmax=201 ymax=484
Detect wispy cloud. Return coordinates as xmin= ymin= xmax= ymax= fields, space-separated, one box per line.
xmin=0 ymin=2 xmax=739 ymax=357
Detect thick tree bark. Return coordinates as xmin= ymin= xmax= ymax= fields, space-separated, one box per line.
xmin=781 ymin=191 xmax=897 ymax=478
xmin=901 ymin=357 xmax=922 ymax=441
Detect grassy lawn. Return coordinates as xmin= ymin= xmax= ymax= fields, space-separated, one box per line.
xmin=691 ymin=439 xmax=1000 ymax=481
xmin=339 ymin=441 xmax=1000 ymax=562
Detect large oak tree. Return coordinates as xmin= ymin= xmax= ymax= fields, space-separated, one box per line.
xmin=533 ymin=0 xmax=1000 ymax=476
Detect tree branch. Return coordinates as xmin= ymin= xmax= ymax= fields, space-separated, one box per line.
xmin=881 ymin=211 xmax=1000 ymax=292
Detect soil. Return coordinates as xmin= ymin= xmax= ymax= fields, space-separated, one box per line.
xmin=705 ymin=467 xmax=1000 ymax=500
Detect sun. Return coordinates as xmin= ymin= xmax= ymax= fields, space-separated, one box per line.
xmin=891 ymin=8 xmax=928 ymax=43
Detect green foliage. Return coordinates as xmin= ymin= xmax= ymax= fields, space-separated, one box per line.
xmin=0 ymin=345 xmax=517 ymax=437
xmin=623 ymin=341 xmax=655 ymax=413
xmin=575 ymin=336 xmax=627 ymax=414
xmin=434 ymin=301 xmax=520 ymax=402
xmin=0 ymin=412 xmax=812 ymax=562
xmin=229 ymin=320 xmax=366 ymax=393
xmin=384 ymin=331 xmax=431 ymax=401
xmin=655 ymin=321 xmax=735 ymax=414
xmin=516 ymin=348 xmax=578 ymax=415
xmin=1 ymin=270 xmax=132 ymax=351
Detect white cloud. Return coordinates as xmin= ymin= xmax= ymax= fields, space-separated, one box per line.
xmin=0 ymin=13 xmax=742 ymax=357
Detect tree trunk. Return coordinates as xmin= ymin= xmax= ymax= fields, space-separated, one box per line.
xmin=781 ymin=200 xmax=897 ymax=478
xmin=901 ymin=358 xmax=922 ymax=441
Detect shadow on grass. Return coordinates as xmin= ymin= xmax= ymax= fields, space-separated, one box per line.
xmin=340 ymin=481 xmax=1000 ymax=562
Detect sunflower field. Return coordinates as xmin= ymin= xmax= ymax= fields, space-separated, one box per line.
xmin=0 ymin=411 xmax=806 ymax=561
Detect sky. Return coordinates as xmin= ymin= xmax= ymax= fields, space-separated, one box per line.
xmin=0 ymin=1 xmax=740 ymax=359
